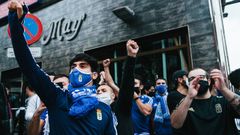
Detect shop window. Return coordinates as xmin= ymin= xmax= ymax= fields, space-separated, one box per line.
xmin=1 ymin=63 xmax=42 ymax=133
xmin=85 ymin=27 xmax=191 ymax=89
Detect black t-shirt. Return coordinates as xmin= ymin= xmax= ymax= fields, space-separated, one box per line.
xmin=167 ymin=91 xmax=186 ymax=135
xmin=167 ymin=91 xmax=185 ymax=114
xmin=167 ymin=91 xmax=240 ymax=135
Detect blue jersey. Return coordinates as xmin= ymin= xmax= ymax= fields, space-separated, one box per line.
xmin=40 ymin=109 xmax=48 ymax=122
xmin=131 ymin=95 xmax=153 ymax=134
xmin=8 ymin=11 xmax=116 ymax=135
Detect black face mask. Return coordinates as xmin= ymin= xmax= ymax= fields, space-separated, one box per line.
xmin=147 ymin=91 xmax=155 ymax=97
xmin=56 ymin=82 xmax=64 ymax=88
xmin=134 ymin=87 xmax=140 ymax=95
xmin=197 ymin=80 xmax=209 ymax=96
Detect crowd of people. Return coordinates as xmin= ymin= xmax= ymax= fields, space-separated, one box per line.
xmin=3 ymin=0 xmax=240 ymax=135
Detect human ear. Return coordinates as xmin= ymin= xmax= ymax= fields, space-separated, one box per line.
xmin=92 ymin=72 xmax=98 ymax=80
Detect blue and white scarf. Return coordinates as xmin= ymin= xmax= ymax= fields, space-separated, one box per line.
xmin=68 ymin=84 xmax=99 ymax=118
xmin=154 ymin=94 xmax=170 ymax=123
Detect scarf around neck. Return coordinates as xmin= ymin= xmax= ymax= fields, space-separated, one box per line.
xmin=68 ymin=84 xmax=99 ymax=118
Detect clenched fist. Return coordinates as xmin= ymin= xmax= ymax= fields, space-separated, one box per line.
xmin=8 ymin=0 xmax=24 ymax=19
xmin=103 ymin=59 xmax=111 ymax=68
xmin=126 ymin=40 xmax=139 ymax=57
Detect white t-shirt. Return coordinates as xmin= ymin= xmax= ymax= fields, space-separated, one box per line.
xmin=25 ymin=94 xmax=41 ymax=121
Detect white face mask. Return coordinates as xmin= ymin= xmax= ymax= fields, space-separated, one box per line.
xmin=96 ymin=92 xmax=112 ymax=106
xmin=185 ymin=78 xmax=189 ymax=87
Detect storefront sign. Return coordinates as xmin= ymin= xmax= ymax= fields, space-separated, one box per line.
xmin=41 ymin=13 xmax=87 ymax=45
xmin=8 ymin=14 xmax=43 ymax=45
xmin=0 ymin=0 xmax=38 ymax=19
xmin=7 ymin=47 xmax=42 ymax=58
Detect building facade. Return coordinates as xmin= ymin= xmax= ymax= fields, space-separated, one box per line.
xmin=0 ymin=0 xmax=229 ymax=97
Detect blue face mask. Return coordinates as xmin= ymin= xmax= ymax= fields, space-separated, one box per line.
xmin=155 ymin=84 xmax=168 ymax=95
xmin=69 ymin=68 xmax=92 ymax=87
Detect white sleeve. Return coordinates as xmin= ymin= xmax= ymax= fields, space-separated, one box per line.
xmin=25 ymin=94 xmax=40 ymax=121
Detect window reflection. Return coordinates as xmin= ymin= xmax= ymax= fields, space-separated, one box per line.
xmin=85 ymin=27 xmax=191 ymax=90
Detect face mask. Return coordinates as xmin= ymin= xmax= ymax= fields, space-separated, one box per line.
xmin=155 ymin=85 xmax=167 ymax=95
xmin=134 ymin=87 xmax=140 ymax=95
xmin=69 ymin=68 xmax=92 ymax=87
xmin=147 ymin=91 xmax=155 ymax=97
xmin=96 ymin=92 xmax=112 ymax=106
xmin=56 ymin=82 xmax=63 ymax=88
xmin=182 ymin=79 xmax=189 ymax=89
xmin=185 ymin=78 xmax=189 ymax=87
xmin=197 ymin=80 xmax=209 ymax=96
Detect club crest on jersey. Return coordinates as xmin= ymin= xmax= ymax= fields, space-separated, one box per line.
xmin=215 ymin=103 xmax=222 ymax=113
xmin=79 ymin=74 xmax=82 ymax=82
xmin=96 ymin=109 xmax=102 ymax=121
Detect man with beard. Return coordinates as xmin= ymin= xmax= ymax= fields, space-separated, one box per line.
xmin=167 ymin=70 xmax=188 ymax=118
xmin=168 ymin=68 xmax=240 ymax=135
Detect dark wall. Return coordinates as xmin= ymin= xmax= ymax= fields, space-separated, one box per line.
xmin=0 ymin=0 xmax=218 ymax=76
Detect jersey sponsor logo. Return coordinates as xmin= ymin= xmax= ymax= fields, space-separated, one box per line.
xmin=96 ymin=109 xmax=102 ymax=121
xmin=188 ymin=107 xmax=195 ymax=112
xmin=215 ymin=103 xmax=222 ymax=114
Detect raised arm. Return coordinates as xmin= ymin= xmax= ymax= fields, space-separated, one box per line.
xmin=8 ymin=1 xmax=58 ymax=107
xmin=170 ymin=77 xmax=200 ymax=129
xmin=211 ymin=69 xmax=240 ymax=115
xmin=133 ymin=92 xmax=152 ymax=116
xmin=117 ymin=40 xmax=139 ymax=115
xmin=27 ymin=102 xmax=46 ymax=135
xmin=102 ymin=59 xmax=120 ymax=97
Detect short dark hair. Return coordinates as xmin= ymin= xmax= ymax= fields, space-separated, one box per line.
xmin=228 ymin=68 xmax=240 ymax=89
xmin=155 ymin=77 xmax=167 ymax=83
xmin=172 ymin=70 xmax=188 ymax=87
xmin=53 ymin=74 xmax=69 ymax=81
xmin=172 ymin=70 xmax=188 ymax=82
xmin=143 ymin=80 xmax=153 ymax=91
xmin=69 ymin=53 xmax=99 ymax=72
xmin=23 ymin=81 xmax=34 ymax=92
xmin=134 ymin=74 xmax=143 ymax=84
xmin=46 ymin=72 xmax=56 ymax=76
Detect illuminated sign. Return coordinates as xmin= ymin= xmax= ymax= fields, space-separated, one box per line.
xmin=0 ymin=0 xmax=38 ymax=19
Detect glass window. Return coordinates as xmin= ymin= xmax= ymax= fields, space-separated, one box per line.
xmin=85 ymin=27 xmax=191 ymax=89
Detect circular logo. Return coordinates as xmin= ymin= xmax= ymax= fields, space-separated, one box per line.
xmin=8 ymin=14 xmax=43 ymax=46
